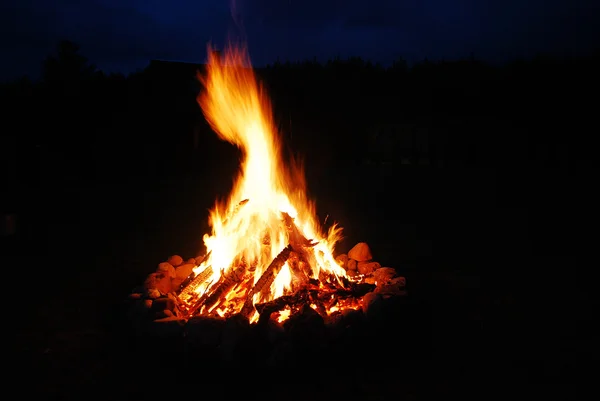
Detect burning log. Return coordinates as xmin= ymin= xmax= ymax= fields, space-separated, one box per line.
xmin=176 ymin=251 xmax=212 ymax=294
xmin=287 ymin=251 xmax=311 ymax=290
xmin=202 ymin=262 xmax=248 ymax=313
xmin=182 ymin=282 xmax=217 ymax=318
xmin=255 ymin=290 xmax=310 ymax=321
xmin=176 ymin=262 xmax=213 ymax=303
xmin=240 ymin=244 xmax=294 ymax=318
xmin=281 ymin=212 xmax=318 ymax=286
xmin=253 ymin=281 xmax=375 ymax=323
xmin=281 ymin=212 xmax=316 ymax=250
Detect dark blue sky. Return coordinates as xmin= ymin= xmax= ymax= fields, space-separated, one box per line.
xmin=1 ymin=0 xmax=598 ymax=81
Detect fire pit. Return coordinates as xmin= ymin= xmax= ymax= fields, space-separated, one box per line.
xmin=126 ymin=43 xmax=407 ymax=365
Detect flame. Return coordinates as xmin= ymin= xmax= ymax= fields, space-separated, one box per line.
xmin=187 ymin=42 xmax=346 ymax=322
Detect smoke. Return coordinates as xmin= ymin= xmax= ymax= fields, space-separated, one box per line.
xmin=229 ymin=0 xmax=247 ymax=43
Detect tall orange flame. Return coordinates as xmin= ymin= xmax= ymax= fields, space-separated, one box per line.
xmin=192 ymin=43 xmax=345 ymax=321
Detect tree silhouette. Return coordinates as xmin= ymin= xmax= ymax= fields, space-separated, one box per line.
xmin=42 ymin=40 xmax=97 ymax=88
xmin=0 ymin=39 xmax=597 ymax=189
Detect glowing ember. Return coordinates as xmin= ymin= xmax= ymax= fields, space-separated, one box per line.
xmin=175 ymin=42 xmax=356 ymax=323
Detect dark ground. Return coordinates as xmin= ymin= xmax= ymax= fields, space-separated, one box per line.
xmin=5 ymin=154 xmax=588 ymax=399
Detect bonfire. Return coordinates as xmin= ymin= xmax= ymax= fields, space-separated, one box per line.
xmin=129 ymin=42 xmax=406 ymax=331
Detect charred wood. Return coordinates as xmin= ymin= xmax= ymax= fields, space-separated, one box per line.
xmin=203 ymin=263 xmax=248 ymax=312
xmin=183 ymin=278 xmax=217 ymax=317
xmin=185 ymin=259 xmax=251 ymax=317
xmin=177 ymin=263 xmax=213 ymax=300
xmin=241 ymin=244 xmax=294 ymax=318
xmin=349 ymin=282 xmax=376 ymax=296
xmin=255 ymin=290 xmax=310 ymax=316
xmin=281 ymin=212 xmax=317 ymax=250
xmin=177 ymin=250 xmax=212 ymax=293
xmin=287 ymin=251 xmax=310 ymax=290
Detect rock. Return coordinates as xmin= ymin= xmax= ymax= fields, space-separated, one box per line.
xmin=131 ymin=285 xmax=145 ymax=294
xmin=373 ymin=267 xmax=397 ymax=284
xmin=163 ymin=309 xmax=173 ymax=317
xmin=145 ymin=274 xmax=163 ymax=298
xmin=358 ymin=261 xmax=380 ymax=275
xmin=220 ymin=314 xmax=251 ymax=362
xmin=374 ymin=276 xmax=407 ymax=296
xmin=128 ymin=299 xmax=150 ymax=321
xmin=129 ymin=293 xmax=143 ymax=300
xmin=389 ymin=276 xmax=406 ymax=286
xmin=187 ymin=258 xmax=197 ymax=265
xmin=185 ymin=317 xmax=225 ymax=349
xmin=155 ymin=273 xmax=172 ymax=294
xmin=149 ymin=316 xmax=187 ymax=337
xmin=171 ymin=277 xmax=183 ymax=290
xmin=151 ymin=297 xmax=175 ymax=312
xmin=324 ymin=311 xmax=346 ymax=339
xmin=341 ymin=308 xmax=364 ymax=326
xmin=284 ymin=305 xmax=326 ymax=355
xmin=362 ymin=292 xmax=378 ymax=310
xmin=167 ymin=293 xmax=181 ymax=305
xmin=347 ymin=269 xmax=358 ymax=278
xmin=347 ymin=259 xmax=358 ymax=271
xmin=153 ymin=316 xmax=186 ymax=324
xmin=144 ymin=273 xmax=158 ymax=290
xmin=335 ymin=254 xmax=349 ymax=269
xmin=175 ymin=263 xmax=195 ymax=280
xmin=362 ymin=291 xmax=384 ymax=319
xmin=348 ymin=242 xmax=372 ymax=262
xmin=194 ymin=254 xmax=206 ymax=265
xmin=157 ymin=262 xmax=176 ymax=278
xmin=325 ymin=311 xmax=344 ymax=327
xmin=364 ymin=276 xmax=376 ymax=284
xmin=167 ymin=255 xmax=184 ymax=267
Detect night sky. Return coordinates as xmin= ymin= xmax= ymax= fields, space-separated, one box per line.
xmin=1 ymin=0 xmax=598 ymax=81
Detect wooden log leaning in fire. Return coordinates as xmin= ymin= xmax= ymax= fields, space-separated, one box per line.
xmin=202 ymin=262 xmax=248 ymax=313
xmin=183 ymin=278 xmax=217 ymax=318
xmin=180 ymin=198 xmax=248 ymax=300
xmin=281 ymin=212 xmax=316 ymax=250
xmin=176 ymin=263 xmax=214 ymax=304
xmin=281 ymin=212 xmax=319 ymax=285
xmin=176 ymin=251 xmax=212 ymax=294
xmin=287 ymin=252 xmax=310 ymax=291
xmin=240 ymin=244 xmax=294 ymax=318
xmin=184 ymin=260 xmax=251 ymax=318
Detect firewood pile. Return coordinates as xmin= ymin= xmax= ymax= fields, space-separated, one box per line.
xmin=126 ymin=241 xmax=406 ymax=364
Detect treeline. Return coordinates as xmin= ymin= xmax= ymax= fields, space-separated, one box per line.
xmin=259 ymin=53 xmax=599 ymax=169
xmin=2 ymin=40 xmax=599 ymax=189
